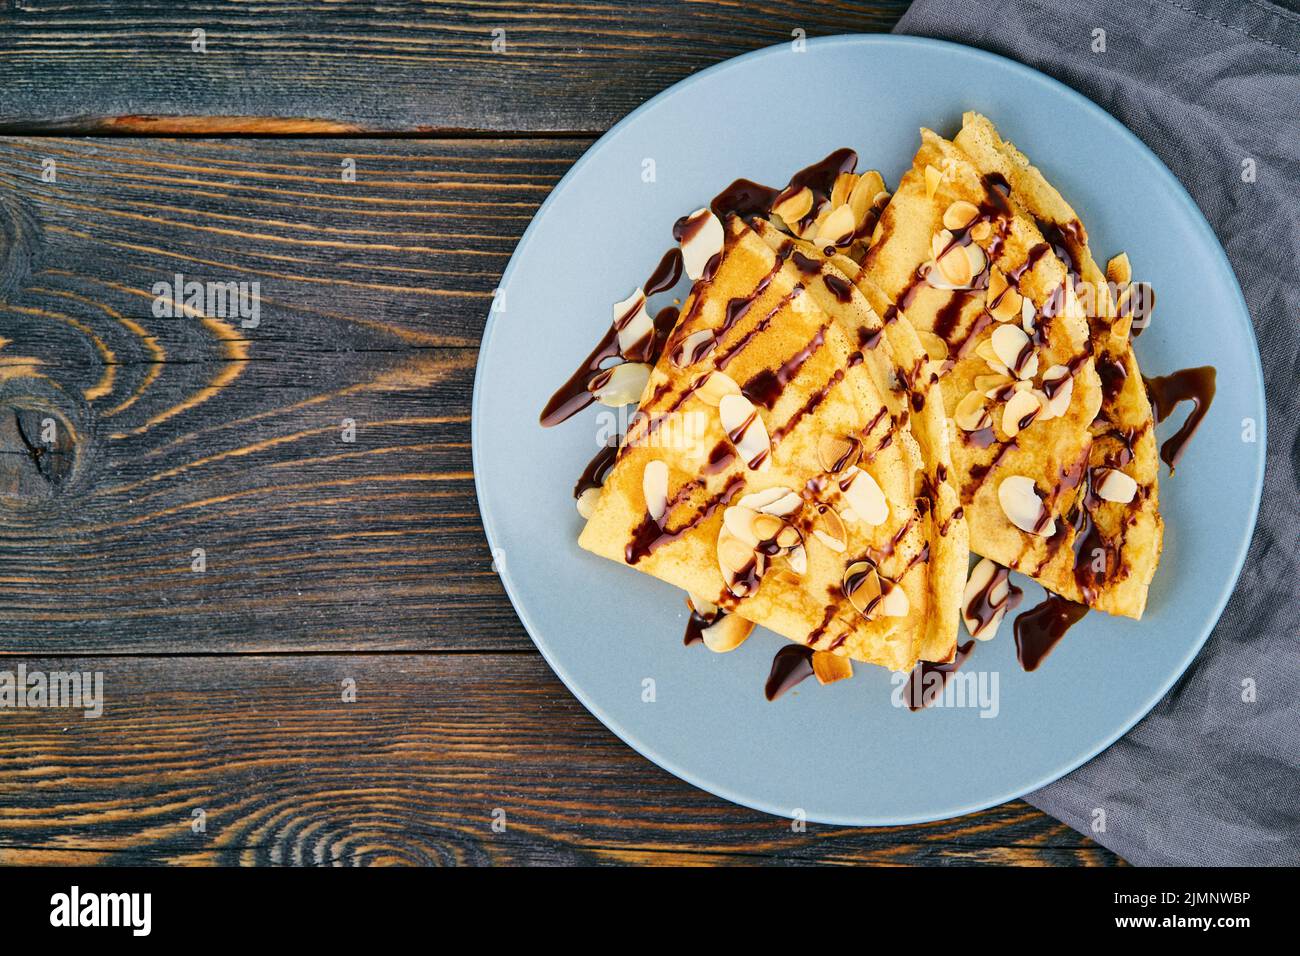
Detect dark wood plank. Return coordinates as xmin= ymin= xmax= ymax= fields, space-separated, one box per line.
xmin=0 ymin=653 xmax=1120 ymax=865
xmin=0 ymin=1 xmax=911 ymax=133
xmin=0 ymin=137 xmax=585 ymax=653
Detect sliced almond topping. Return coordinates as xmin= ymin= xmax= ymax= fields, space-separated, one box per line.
xmin=965 ymin=242 xmax=988 ymax=281
xmin=814 ymin=203 xmax=857 ymax=248
xmin=1107 ymin=252 xmax=1132 ymax=287
xmin=1021 ymin=296 xmax=1037 ymax=333
xmin=772 ymin=185 xmax=814 ymax=226
xmin=936 ymin=241 xmax=975 ymax=286
xmin=916 ymin=329 xmax=949 ymax=362
xmin=942 ymin=199 xmax=979 ymax=231
xmin=931 ymin=230 xmax=954 ymax=263
xmin=679 ymin=208 xmax=724 ymax=280
xmin=693 ymin=369 xmax=740 ymax=406
xmin=722 ymin=505 xmax=761 ymax=547
xmin=843 ymin=560 xmax=882 ymax=619
xmin=1094 ymin=467 xmax=1138 ymax=504
xmin=830 ymin=172 xmax=858 ymax=208
xmin=954 ymin=390 xmax=993 ymax=432
xmin=998 ymin=475 xmax=1056 ymax=537
xmin=738 ymin=486 xmax=801 ymax=516
xmin=576 ymin=486 xmax=602 ymax=520
xmin=642 ymin=459 xmax=669 ymax=523
xmin=1001 ymin=388 xmax=1042 ymax=438
xmin=811 ymin=505 xmax=848 ymax=553
xmin=975 ymin=373 xmax=1014 ymax=399
xmin=817 ymin=433 xmax=862 ymax=474
xmin=1039 ymin=364 xmax=1073 ymax=419
xmin=961 ymin=557 xmax=1011 ymax=641
xmin=717 ymin=530 xmax=755 ymax=572
xmin=988 ymin=267 xmax=1009 ymax=303
xmin=701 ymin=613 xmax=754 ymax=653
xmin=686 ymin=592 xmax=719 ymax=620
xmin=719 ymin=393 xmax=771 ymax=471
xmin=879 ymin=578 xmax=910 ymax=617
xmin=670 ymin=328 xmax=716 ymax=368
xmin=785 ymin=544 xmax=808 ymax=575
xmin=812 ymin=650 xmax=853 ymax=685
xmin=848 ymin=171 xmax=883 ymax=223
xmin=976 ymin=338 xmax=1011 ymax=376
xmin=924 ymin=164 xmax=942 ymax=201
xmin=840 ymin=467 xmax=888 ymax=525
xmin=991 ymin=324 xmax=1038 ymax=380
xmin=990 ymin=284 xmax=1024 ymax=323
xmin=589 ymin=362 xmax=651 ymax=407
xmin=970 ymin=220 xmax=993 ymax=242
xmin=613 ymin=287 xmax=653 ymax=357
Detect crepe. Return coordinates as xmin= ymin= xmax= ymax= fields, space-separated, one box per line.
xmin=952 ymin=114 xmax=1162 ymax=618
xmin=578 ymin=213 xmax=968 ymax=672
xmin=859 ymin=113 xmax=1160 ymax=618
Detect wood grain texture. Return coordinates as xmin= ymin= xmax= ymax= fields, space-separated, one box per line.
xmin=0 ymin=136 xmax=582 ymax=653
xmin=0 ymin=653 xmax=1118 ymax=866
xmin=0 ymin=0 xmax=912 ymax=133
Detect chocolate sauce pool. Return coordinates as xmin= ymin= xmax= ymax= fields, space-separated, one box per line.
xmin=764 ymin=645 xmax=816 ymax=701
xmin=1013 ymin=593 xmax=1090 ymax=671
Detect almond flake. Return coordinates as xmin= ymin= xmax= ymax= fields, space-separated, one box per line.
xmin=961 ymin=558 xmax=1011 ymax=641
xmin=679 ymin=208 xmax=724 ymax=280
xmin=942 ymin=200 xmax=979 ymax=230
xmin=844 ymin=561 xmax=883 ymax=619
xmin=700 ymin=613 xmax=754 ymax=653
xmin=589 ymin=362 xmax=651 ymax=407
xmin=1094 ymin=467 xmax=1138 ymax=504
xmin=991 ymin=324 xmax=1038 ymax=380
xmin=812 ymin=650 xmax=853 ymax=685
xmin=719 ymin=393 xmax=771 ymax=471
xmin=814 ymin=203 xmax=857 ymax=248
xmin=1039 ymin=364 xmax=1073 ymax=419
xmin=924 ymin=165 xmax=942 ymax=201
xmin=955 ymin=390 xmax=993 ymax=431
xmin=576 ymin=486 xmax=602 ymax=520
xmin=817 ymin=434 xmax=862 ymax=474
xmin=998 ymin=475 xmax=1056 ymax=536
xmin=694 ymin=369 xmax=740 ymax=406
xmin=840 ymin=467 xmax=888 ymax=525
xmin=1001 ymin=388 xmax=1043 ymax=437
xmin=772 ymin=185 xmax=814 ymax=226
xmin=642 ymin=459 xmax=669 ymax=523
xmin=670 ymin=328 xmax=716 ymax=368
xmin=879 ymin=578 xmax=910 ymax=617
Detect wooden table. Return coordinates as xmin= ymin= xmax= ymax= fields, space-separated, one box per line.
xmin=0 ymin=1 xmax=1119 ymax=866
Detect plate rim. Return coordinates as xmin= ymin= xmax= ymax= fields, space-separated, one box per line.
xmin=471 ymin=33 xmax=1267 ymax=826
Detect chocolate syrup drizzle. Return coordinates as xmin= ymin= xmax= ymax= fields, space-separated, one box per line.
xmin=1144 ymin=366 xmax=1217 ymax=472
xmin=904 ymin=640 xmax=976 ymax=711
xmin=1014 ymin=592 xmax=1089 ymax=671
xmin=764 ymin=645 xmax=816 ymax=701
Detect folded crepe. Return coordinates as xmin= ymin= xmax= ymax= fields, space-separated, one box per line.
xmin=579 ymin=213 xmax=968 ymax=672
xmin=859 ymin=112 xmax=1160 ymax=619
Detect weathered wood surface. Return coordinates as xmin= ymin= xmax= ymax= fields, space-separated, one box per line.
xmin=0 ymin=654 xmax=1116 ymax=866
xmin=0 ymin=0 xmax=911 ymax=134
xmin=0 ymin=137 xmax=580 ymax=653
xmin=0 ymin=0 xmax=1122 ymax=865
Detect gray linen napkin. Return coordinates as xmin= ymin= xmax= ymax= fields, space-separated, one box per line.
xmin=894 ymin=0 xmax=1300 ymax=866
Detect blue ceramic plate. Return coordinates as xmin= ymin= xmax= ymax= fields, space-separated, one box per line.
xmin=472 ymin=36 xmax=1265 ymax=825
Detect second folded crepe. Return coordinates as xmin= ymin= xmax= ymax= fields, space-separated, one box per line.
xmin=860 ymin=113 xmax=1161 ymax=618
